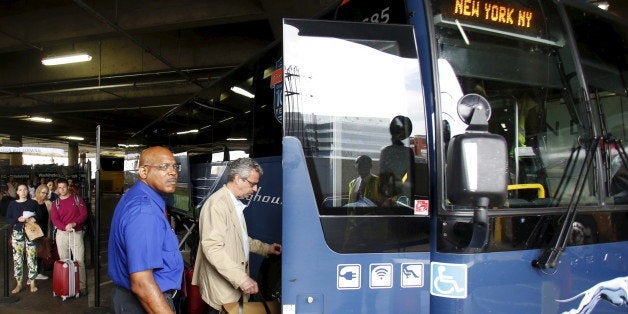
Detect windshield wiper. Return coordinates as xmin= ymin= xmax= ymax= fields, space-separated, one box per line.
xmin=525 ymin=139 xmax=585 ymax=249
xmin=532 ymin=136 xmax=599 ymax=269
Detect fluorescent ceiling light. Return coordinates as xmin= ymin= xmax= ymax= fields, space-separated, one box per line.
xmin=42 ymin=53 xmax=92 ymax=66
xmin=24 ymin=116 xmax=52 ymax=123
xmin=176 ymin=129 xmax=198 ymax=135
xmin=227 ymin=137 xmax=247 ymax=141
xmin=66 ymin=136 xmax=84 ymax=141
xmin=230 ymin=86 xmax=255 ymax=99
xmin=118 ymin=144 xmax=142 ymax=148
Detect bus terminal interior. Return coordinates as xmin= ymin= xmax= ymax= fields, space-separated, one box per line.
xmin=0 ymin=1 xmax=333 ymax=313
xmin=0 ymin=1 xmax=627 ymax=313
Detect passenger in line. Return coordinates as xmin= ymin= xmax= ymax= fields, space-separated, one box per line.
xmin=51 ymin=178 xmax=88 ymax=295
xmin=67 ymin=178 xmax=79 ymax=195
xmin=33 ymin=184 xmax=51 ymax=280
xmin=1 ymin=176 xmax=18 ymax=216
xmin=3 ymin=176 xmax=18 ymax=200
xmin=26 ymin=179 xmax=36 ymax=200
xmin=46 ymin=180 xmax=58 ymax=202
xmin=193 ymin=158 xmax=282 ymax=313
xmin=108 ymin=146 xmax=184 ymax=313
xmin=6 ymin=184 xmax=42 ymax=293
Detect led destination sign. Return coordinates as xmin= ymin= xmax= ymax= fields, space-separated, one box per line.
xmin=439 ymin=0 xmax=545 ymax=38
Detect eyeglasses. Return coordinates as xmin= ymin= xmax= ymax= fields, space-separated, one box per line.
xmin=142 ymin=163 xmax=182 ymax=172
xmin=243 ymin=178 xmax=259 ymax=187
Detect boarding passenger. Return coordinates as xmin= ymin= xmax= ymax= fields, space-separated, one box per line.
xmin=50 ymin=178 xmax=88 ymax=294
xmin=6 ymin=184 xmax=42 ymax=293
xmin=192 ymin=157 xmax=282 ymax=313
xmin=108 ymin=146 xmax=184 ymax=313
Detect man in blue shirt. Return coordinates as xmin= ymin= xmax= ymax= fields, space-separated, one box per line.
xmin=108 ymin=146 xmax=184 ymax=313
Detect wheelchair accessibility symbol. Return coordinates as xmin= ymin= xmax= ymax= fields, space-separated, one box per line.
xmin=430 ymin=262 xmax=467 ymax=298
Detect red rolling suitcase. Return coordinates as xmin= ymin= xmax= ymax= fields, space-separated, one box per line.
xmin=184 ymin=266 xmax=208 ymax=314
xmin=53 ymin=259 xmax=80 ymax=300
xmin=52 ymin=230 xmax=80 ymax=300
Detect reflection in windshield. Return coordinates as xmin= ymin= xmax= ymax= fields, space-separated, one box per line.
xmin=283 ymin=20 xmax=430 ymax=253
xmin=283 ymin=23 xmax=426 ymax=208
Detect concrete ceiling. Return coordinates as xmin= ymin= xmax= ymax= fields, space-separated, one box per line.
xmin=0 ymin=0 xmax=334 ymax=154
xmin=1 ymin=0 xmax=624 ymax=157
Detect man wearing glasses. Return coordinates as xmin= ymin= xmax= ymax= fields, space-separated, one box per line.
xmin=192 ymin=157 xmax=282 ymax=313
xmin=108 ymin=146 xmax=184 ymax=313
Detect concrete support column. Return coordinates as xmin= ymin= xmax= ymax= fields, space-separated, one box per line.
xmin=68 ymin=142 xmax=79 ymax=166
xmin=9 ymin=135 xmax=22 ymax=165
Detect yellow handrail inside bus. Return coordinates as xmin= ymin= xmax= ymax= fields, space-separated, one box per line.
xmin=507 ymin=183 xmax=546 ymax=199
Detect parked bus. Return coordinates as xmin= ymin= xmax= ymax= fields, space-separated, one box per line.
xmin=132 ymin=0 xmax=627 ymax=312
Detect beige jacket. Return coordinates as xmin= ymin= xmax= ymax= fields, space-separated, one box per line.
xmin=191 ymin=185 xmax=270 ymax=310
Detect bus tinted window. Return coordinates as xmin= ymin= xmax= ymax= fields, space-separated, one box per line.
xmin=284 ymin=20 xmax=429 ymax=253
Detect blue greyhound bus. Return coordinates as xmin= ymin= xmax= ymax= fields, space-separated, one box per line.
xmin=134 ymin=0 xmax=627 ymax=313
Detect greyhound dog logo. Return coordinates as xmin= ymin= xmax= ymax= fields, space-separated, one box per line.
xmin=557 ymin=276 xmax=628 ymax=314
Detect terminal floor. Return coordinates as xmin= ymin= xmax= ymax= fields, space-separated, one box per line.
xmin=0 ymin=220 xmax=113 ymax=314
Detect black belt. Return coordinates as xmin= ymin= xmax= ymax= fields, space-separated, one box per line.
xmin=163 ymin=289 xmax=180 ymax=300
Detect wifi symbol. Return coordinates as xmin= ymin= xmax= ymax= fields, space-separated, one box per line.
xmin=370 ymin=264 xmax=393 ymax=288
xmin=374 ymin=267 xmax=388 ymax=279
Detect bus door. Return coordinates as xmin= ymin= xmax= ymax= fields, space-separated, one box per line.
xmin=282 ymin=19 xmax=432 ymax=313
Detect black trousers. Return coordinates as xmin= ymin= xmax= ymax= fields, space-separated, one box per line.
xmin=111 ymin=285 xmax=177 ymax=313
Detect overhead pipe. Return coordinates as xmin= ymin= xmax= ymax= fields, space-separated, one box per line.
xmin=0 ymin=66 xmax=234 ymax=92
xmin=22 ymin=80 xmax=189 ymax=96
xmin=0 ymin=103 xmax=179 ymax=118
xmin=0 ymin=29 xmax=43 ymax=51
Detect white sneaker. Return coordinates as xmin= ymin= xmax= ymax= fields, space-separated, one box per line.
xmin=35 ymin=274 xmax=48 ymax=280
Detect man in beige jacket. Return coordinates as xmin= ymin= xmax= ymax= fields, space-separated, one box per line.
xmin=192 ymin=158 xmax=282 ymax=313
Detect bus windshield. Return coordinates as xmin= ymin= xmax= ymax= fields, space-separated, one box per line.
xmin=433 ymin=0 xmax=596 ymax=209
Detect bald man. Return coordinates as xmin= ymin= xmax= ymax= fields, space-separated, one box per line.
xmin=108 ymin=146 xmax=184 ymax=313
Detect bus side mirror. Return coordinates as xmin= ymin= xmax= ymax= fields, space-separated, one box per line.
xmin=446 ymin=97 xmax=508 ymax=208
xmin=445 ymin=104 xmax=507 ymax=250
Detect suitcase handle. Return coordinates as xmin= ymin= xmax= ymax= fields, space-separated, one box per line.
xmin=67 ymin=229 xmax=75 ymax=260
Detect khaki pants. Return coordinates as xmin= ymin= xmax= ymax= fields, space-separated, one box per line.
xmin=56 ymin=230 xmax=86 ymax=290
